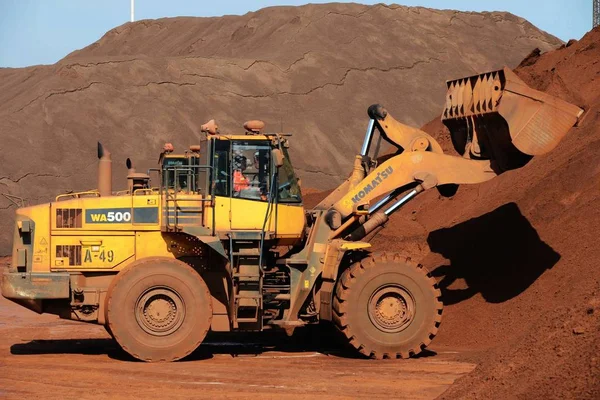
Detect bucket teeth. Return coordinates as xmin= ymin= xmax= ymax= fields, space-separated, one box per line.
xmin=445 ymin=71 xmax=506 ymax=118
xmin=441 ymin=67 xmax=583 ymax=171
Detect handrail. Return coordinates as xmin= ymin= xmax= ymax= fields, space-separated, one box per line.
xmin=55 ymin=190 xmax=100 ymax=201
xmin=133 ymin=188 xmax=156 ymax=196
xmin=162 ymin=164 xmax=213 ymax=231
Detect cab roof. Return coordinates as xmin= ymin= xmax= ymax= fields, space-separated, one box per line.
xmin=208 ymin=134 xmax=281 ymax=141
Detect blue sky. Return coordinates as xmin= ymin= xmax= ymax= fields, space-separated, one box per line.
xmin=0 ymin=0 xmax=592 ymax=68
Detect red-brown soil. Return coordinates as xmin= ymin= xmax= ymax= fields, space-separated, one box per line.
xmin=435 ymin=28 xmax=600 ymax=400
xmin=0 ymin=260 xmax=475 ymax=399
xmin=304 ymin=27 xmax=600 ymax=399
xmin=370 ymin=27 xmax=600 ymax=399
xmin=0 ymin=3 xmax=560 ymax=255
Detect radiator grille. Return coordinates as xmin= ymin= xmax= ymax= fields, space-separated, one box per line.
xmin=56 ymin=245 xmax=82 ymax=266
xmin=56 ymin=208 xmax=82 ymax=228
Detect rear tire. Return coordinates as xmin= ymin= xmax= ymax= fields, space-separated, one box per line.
xmin=332 ymin=253 xmax=442 ymax=359
xmin=106 ymin=257 xmax=212 ymax=362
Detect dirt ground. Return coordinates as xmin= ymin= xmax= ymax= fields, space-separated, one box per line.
xmin=302 ymin=26 xmax=600 ymax=399
xmin=0 ymin=293 xmax=474 ymax=400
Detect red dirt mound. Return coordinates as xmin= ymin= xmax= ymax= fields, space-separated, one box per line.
xmin=435 ymin=28 xmax=600 ymax=400
xmin=306 ymin=26 xmax=600 ymax=399
xmin=381 ymin=28 xmax=600 ymax=399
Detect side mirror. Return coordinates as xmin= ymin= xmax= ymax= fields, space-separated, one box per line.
xmin=272 ymin=149 xmax=284 ymax=168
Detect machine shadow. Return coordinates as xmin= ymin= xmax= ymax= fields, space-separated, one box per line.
xmin=427 ymin=202 xmax=560 ymax=305
xmin=184 ymin=326 xmax=380 ymax=361
xmin=188 ymin=327 xmax=438 ymax=361
xmin=11 ymin=325 xmax=425 ymax=362
xmin=10 ymin=338 xmax=134 ymax=360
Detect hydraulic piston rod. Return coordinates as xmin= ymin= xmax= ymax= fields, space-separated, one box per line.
xmin=347 ymin=187 xmax=422 ymax=241
xmin=369 ymin=192 xmax=396 ymax=214
xmin=384 ymin=188 xmax=420 ymax=216
xmin=360 ymin=119 xmax=376 ymax=156
xmin=369 ymin=186 xmax=414 ymax=214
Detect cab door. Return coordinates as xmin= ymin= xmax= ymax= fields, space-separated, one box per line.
xmin=207 ymin=138 xmax=304 ymax=238
xmin=229 ymin=140 xmax=273 ymax=231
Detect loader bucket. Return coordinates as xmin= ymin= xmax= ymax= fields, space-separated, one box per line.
xmin=441 ymin=67 xmax=583 ymax=172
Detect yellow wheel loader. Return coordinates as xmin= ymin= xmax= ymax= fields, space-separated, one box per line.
xmin=2 ymin=68 xmax=583 ymax=361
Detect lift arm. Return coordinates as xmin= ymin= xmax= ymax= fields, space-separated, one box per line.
xmin=332 ymin=150 xmax=496 ymax=218
xmin=322 ymin=67 xmax=583 ymax=234
xmin=304 ymin=66 xmax=583 ymax=325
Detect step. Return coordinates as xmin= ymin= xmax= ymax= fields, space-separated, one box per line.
xmin=233 ymin=273 xmax=261 ymax=280
xmin=232 ymin=248 xmax=260 ymax=256
xmin=235 ymin=265 xmax=261 ymax=279
xmin=236 ymin=317 xmax=259 ymax=323
xmin=235 ymin=292 xmax=262 ymax=299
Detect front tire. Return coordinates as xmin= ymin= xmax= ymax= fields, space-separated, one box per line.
xmin=106 ymin=257 xmax=212 ymax=362
xmin=332 ymin=253 xmax=442 ymax=359
xmin=104 ymin=324 xmax=114 ymax=338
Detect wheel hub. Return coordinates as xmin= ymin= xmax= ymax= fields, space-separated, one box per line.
xmin=368 ymin=285 xmax=415 ymax=333
xmin=136 ymin=287 xmax=185 ymax=336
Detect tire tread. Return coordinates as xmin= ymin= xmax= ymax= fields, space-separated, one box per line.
xmin=332 ymin=252 xmax=443 ymax=359
xmin=106 ymin=257 xmax=212 ymax=362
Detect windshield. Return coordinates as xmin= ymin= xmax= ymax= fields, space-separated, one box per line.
xmin=232 ymin=141 xmax=271 ymax=201
xmin=277 ymin=147 xmax=302 ymax=203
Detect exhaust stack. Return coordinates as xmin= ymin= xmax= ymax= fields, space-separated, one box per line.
xmin=126 ymin=158 xmax=135 ymax=175
xmin=126 ymin=158 xmax=135 ymax=193
xmin=97 ymin=142 xmax=112 ymax=196
xmin=126 ymin=158 xmax=150 ymax=194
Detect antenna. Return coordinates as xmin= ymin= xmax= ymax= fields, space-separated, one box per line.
xmin=130 ymin=0 xmax=135 ymax=22
xmin=595 ymin=0 xmax=600 ymax=28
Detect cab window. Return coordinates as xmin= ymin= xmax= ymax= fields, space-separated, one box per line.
xmin=277 ymin=147 xmax=302 ymax=203
xmin=232 ymin=141 xmax=271 ymax=201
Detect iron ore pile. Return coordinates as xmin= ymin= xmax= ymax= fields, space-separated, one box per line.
xmin=309 ymin=26 xmax=600 ymax=399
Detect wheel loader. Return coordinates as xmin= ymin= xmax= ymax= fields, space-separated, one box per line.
xmin=1 ymin=67 xmax=583 ymax=361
